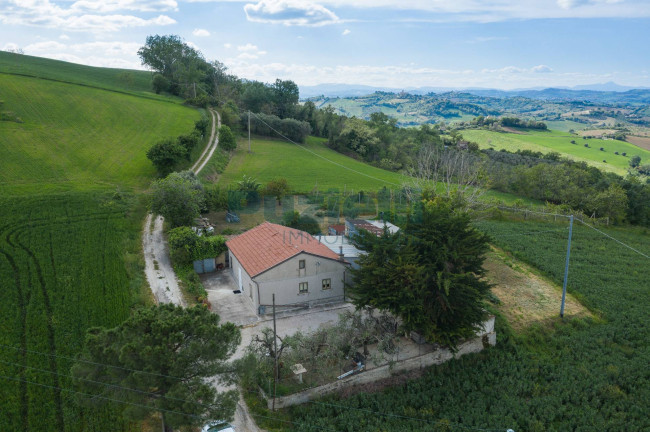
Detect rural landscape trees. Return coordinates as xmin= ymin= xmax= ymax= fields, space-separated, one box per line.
xmin=348 ymin=196 xmax=491 ymax=347
xmin=151 ymin=171 xmax=205 ymax=227
xmin=72 ymin=304 xmax=241 ymax=432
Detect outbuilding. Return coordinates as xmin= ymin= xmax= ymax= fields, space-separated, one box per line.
xmin=226 ymin=222 xmax=349 ymax=314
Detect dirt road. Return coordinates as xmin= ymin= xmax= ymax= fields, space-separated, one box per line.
xmin=142 ymin=109 xmax=221 ymax=307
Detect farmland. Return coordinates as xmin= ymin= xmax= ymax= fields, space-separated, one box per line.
xmin=216 ymin=135 xmax=410 ymax=192
xmin=0 ymin=54 xmax=202 ymax=430
xmin=0 ymin=192 xmax=148 ymax=431
xmin=462 ymin=128 xmax=650 ymax=175
xmin=0 ymin=73 xmax=200 ymax=190
xmin=287 ymin=217 xmax=650 ymax=431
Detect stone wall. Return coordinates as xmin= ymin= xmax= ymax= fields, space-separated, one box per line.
xmin=267 ymin=316 xmax=496 ymax=409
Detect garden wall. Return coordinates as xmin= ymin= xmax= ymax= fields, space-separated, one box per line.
xmin=267 ymin=316 xmax=496 ymax=409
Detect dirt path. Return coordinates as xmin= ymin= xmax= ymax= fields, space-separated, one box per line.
xmin=192 ymin=108 xmax=221 ymax=174
xmin=142 ymin=214 xmax=186 ymax=306
xmin=142 ymin=109 xmax=221 ymax=307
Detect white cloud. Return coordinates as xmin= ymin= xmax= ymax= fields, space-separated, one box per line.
xmin=0 ymin=0 xmax=176 ymax=31
xmin=21 ymin=39 xmax=144 ymax=69
xmin=60 ymin=34 xmax=70 ymax=40
xmin=244 ymin=0 xmax=341 ymax=26
xmin=70 ymin=0 xmax=178 ymax=13
xmin=208 ymin=0 xmax=650 ymax=21
xmin=224 ymin=43 xmax=233 ymax=48
xmin=221 ymin=58 xmax=602 ymax=89
xmin=342 ymin=28 xmax=350 ymax=35
xmin=193 ymin=28 xmax=211 ymax=36
xmin=237 ymin=43 xmax=259 ymax=52
xmin=2 ymin=42 xmax=21 ymax=52
xmin=532 ymin=64 xmax=553 ymax=73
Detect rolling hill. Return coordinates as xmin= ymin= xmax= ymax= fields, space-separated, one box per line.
xmin=0 ymin=54 xmax=201 ymax=431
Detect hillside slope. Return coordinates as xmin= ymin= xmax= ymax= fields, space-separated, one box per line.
xmin=0 ymin=54 xmax=202 ymax=431
xmin=0 ymin=73 xmax=200 ymax=191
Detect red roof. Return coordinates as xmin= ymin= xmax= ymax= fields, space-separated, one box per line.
xmin=226 ymin=222 xmax=343 ymax=277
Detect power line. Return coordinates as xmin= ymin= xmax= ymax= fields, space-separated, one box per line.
xmin=0 ymin=358 xmax=224 ymax=412
xmin=249 ymin=112 xmax=404 ymax=187
xmin=0 ymin=374 xmax=203 ymax=421
xmin=0 ymin=343 xmax=233 ymax=382
xmin=576 ymin=219 xmax=650 ymax=259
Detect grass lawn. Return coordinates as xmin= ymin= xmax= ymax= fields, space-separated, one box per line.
xmin=217 ymin=135 xmax=410 ymax=193
xmin=462 ymin=128 xmax=650 ymax=175
xmin=0 ymin=74 xmax=200 ymax=190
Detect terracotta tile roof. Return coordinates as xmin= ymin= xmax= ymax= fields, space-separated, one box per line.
xmin=226 ymin=222 xmax=342 ymax=277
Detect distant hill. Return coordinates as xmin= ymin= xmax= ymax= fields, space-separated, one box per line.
xmin=300 ymin=81 xmax=650 ymax=103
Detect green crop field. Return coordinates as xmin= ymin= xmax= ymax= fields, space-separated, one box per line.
xmin=462 ymin=128 xmax=650 ymax=174
xmin=288 ymin=217 xmax=650 ymax=431
xmin=0 ymin=192 xmax=147 ymax=431
xmin=0 ymin=54 xmax=204 ymax=430
xmin=217 ymin=135 xmax=411 ymax=192
xmin=0 ymin=51 xmax=173 ymax=102
xmin=0 ymin=73 xmax=200 ymax=190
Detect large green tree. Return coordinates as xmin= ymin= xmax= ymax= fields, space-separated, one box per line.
xmin=348 ymin=196 xmax=491 ymax=347
xmin=151 ymin=171 xmax=205 ymax=227
xmin=71 ymin=304 xmax=241 ymax=432
xmin=146 ymin=138 xmax=186 ymax=176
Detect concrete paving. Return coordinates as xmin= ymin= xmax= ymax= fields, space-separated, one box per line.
xmin=203 ymin=271 xmax=259 ymax=327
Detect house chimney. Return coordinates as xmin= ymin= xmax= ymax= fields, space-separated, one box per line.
xmin=339 ymin=245 xmax=345 ymax=261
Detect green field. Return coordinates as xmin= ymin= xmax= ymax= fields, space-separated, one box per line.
xmin=289 ymin=218 xmax=650 ymax=431
xmin=0 ymin=74 xmax=200 ymax=190
xmin=0 ymin=51 xmax=173 ymax=102
xmin=0 ymin=54 xmax=203 ymax=430
xmin=462 ymin=128 xmax=650 ymax=174
xmin=217 ymin=136 xmax=411 ymax=192
xmin=0 ymin=192 xmax=147 ymax=431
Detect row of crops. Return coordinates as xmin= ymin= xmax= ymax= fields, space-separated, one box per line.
xmin=287 ymin=218 xmax=650 ymax=431
xmin=0 ymin=191 xmax=145 ymax=431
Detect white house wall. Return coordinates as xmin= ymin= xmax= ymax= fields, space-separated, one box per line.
xmin=229 ymin=252 xmax=257 ymax=310
xmin=254 ymin=253 xmax=347 ymax=307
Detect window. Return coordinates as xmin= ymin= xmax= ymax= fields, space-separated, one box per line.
xmin=299 ymin=259 xmax=305 ymax=269
xmin=299 ymin=282 xmax=308 ymax=293
xmin=322 ymin=278 xmax=331 ymax=290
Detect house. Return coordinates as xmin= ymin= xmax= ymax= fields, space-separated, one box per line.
xmin=327 ymin=224 xmax=345 ymax=236
xmin=345 ymin=219 xmax=400 ymax=238
xmin=317 ymin=235 xmax=362 ymax=269
xmin=226 ymin=222 xmax=349 ymax=314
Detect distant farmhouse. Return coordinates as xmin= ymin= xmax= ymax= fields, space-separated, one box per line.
xmin=226 ymin=222 xmax=349 ymax=314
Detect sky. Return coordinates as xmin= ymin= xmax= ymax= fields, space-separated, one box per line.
xmin=1 ymin=0 xmax=650 ymax=90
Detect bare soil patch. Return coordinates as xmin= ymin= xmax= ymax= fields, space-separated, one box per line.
xmin=483 ymin=247 xmax=591 ymax=331
xmin=626 ymin=135 xmax=650 ymax=151
xmin=579 ymin=129 xmax=617 ymax=137
xmin=500 ymin=126 xmax=528 ymax=134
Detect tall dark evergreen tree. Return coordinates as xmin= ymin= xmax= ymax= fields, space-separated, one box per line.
xmin=71 ymin=304 xmax=240 ymax=432
xmin=348 ymin=195 xmax=491 ymax=347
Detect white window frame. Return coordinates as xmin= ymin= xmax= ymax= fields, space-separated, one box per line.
xmin=299 ymin=282 xmax=308 ymax=294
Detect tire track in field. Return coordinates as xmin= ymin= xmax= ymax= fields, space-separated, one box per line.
xmin=12 ymin=233 xmax=65 ymax=431
xmin=0 ymin=248 xmax=28 ymax=431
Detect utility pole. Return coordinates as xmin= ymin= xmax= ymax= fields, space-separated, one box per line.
xmin=248 ymin=110 xmax=252 ymax=153
xmin=272 ymin=293 xmax=277 ymax=411
xmin=560 ymin=215 xmax=574 ymax=318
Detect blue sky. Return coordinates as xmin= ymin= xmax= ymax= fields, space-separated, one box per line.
xmin=1 ymin=0 xmax=649 ymax=89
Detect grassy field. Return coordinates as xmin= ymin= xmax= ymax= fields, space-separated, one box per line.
xmin=0 ymin=51 xmax=174 ymax=102
xmin=0 ymin=73 xmax=200 ymax=190
xmin=0 ymin=54 xmax=203 ymax=430
xmin=288 ymin=218 xmax=650 ymax=431
xmin=217 ymin=135 xmax=410 ymax=192
xmin=462 ymin=128 xmax=650 ymax=174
